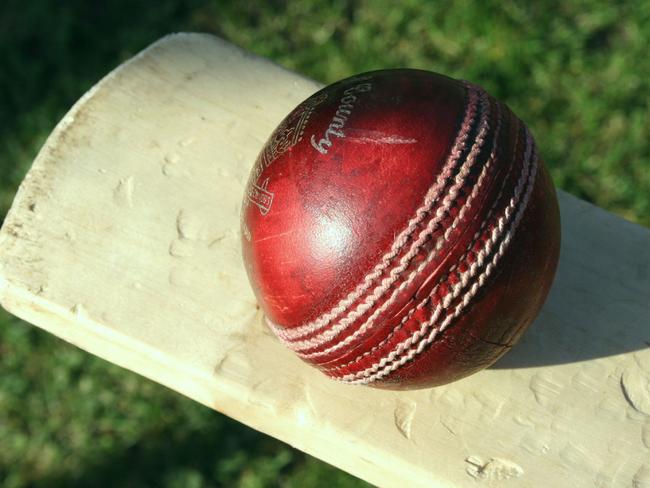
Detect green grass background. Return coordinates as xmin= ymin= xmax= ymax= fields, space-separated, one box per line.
xmin=1 ymin=1 xmax=648 ymax=486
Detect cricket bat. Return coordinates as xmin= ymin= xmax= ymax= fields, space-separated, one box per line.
xmin=1 ymin=33 xmax=649 ymax=487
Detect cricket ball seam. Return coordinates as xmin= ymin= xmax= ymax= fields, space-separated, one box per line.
xmin=293 ymin=90 xmax=491 ymax=349
xmin=327 ymin=117 xmax=525 ymax=376
xmin=294 ymin=99 xmax=504 ymax=360
xmin=324 ymin=104 xmax=515 ymax=370
xmin=339 ymin=128 xmax=538 ymax=384
xmin=270 ymin=82 xmax=482 ymax=341
xmin=271 ymin=84 xmax=491 ymax=347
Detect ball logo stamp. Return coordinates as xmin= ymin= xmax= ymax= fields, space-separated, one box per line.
xmin=244 ymin=92 xmax=327 ymax=218
xmin=241 ymin=69 xmax=561 ymax=389
xmin=260 ymin=92 xmax=328 ymax=168
xmin=310 ymin=82 xmax=372 ymax=155
xmin=246 ymin=177 xmax=274 ymax=216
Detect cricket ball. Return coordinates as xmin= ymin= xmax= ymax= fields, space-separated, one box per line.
xmin=241 ymin=69 xmax=560 ymax=389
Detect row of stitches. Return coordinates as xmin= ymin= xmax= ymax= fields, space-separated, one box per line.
xmin=272 ymin=83 xmax=492 ymax=360
xmin=292 ymin=90 xmax=496 ymax=360
xmin=338 ymin=119 xmax=539 ymax=384
xmin=269 ymin=82 xmax=484 ymax=343
xmin=339 ymin=127 xmax=537 ymax=384
xmin=325 ymin=102 xmax=515 ymax=375
xmin=301 ymin=97 xmax=502 ymax=363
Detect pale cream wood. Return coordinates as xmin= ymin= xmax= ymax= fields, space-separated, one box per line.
xmin=1 ymin=33 xmax=649 ymax=488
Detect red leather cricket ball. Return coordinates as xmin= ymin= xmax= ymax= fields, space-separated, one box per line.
xmin=241 ymin=69 xmax=560 ymax=389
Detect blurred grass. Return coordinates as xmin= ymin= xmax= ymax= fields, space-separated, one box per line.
xmin=0 ymin=1 xmax=648 ymax=487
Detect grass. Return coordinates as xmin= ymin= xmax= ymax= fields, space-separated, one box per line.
xmin=1 ymin=1 xmax=648 ymax=486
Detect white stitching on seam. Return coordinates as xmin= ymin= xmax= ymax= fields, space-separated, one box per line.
xmin=329 ymin=108 xmax=520 ymax=372
xmin=338 ymin=127 xmax=538 ymax=384
xmin=296 ymin=100 xmax=503 ymax=359
xmin=270 ymin=83 xmax=482 ymax=341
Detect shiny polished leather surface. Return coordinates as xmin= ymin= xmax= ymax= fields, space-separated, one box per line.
xmin=241 ymin=69 xmax=560 ymax=389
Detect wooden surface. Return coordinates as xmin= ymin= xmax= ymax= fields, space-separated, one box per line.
xmin=1 ymin=33 xmax=649 ymax=487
